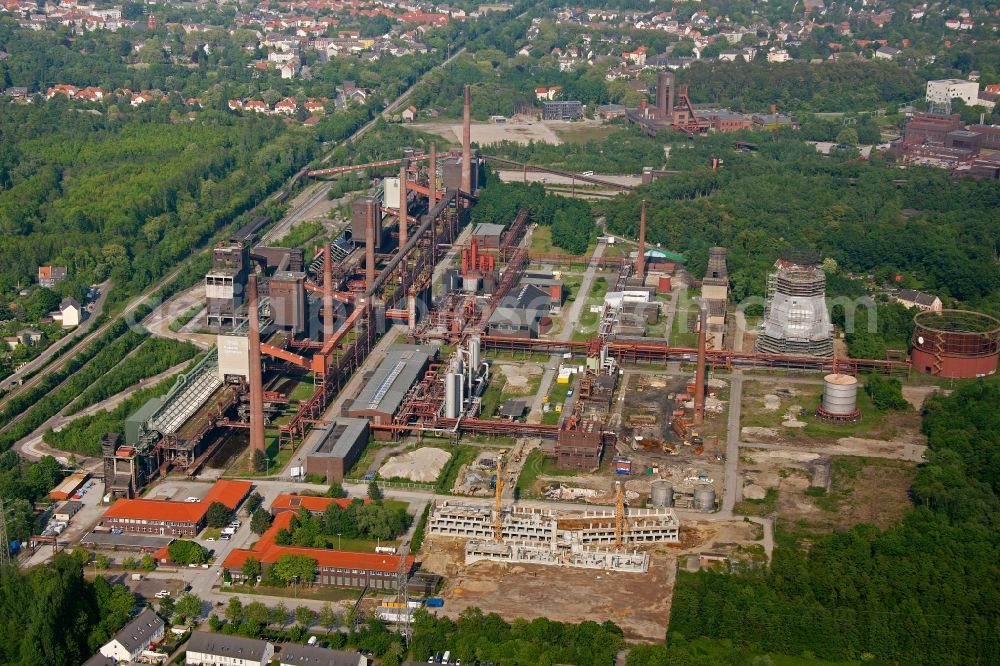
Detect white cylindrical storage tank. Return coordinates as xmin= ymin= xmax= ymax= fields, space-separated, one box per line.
xmin=694 ymin=484 xmax=716 ymax=511
xmin=469 ymin=335 xmax=481 ymax=372
xmin=822 ymin=373 xmax=858 ymax=415
xmin=650 ymin=480 xmax=673 ymax=507
xmin=444 ymin=372 xmax=459 ymax=418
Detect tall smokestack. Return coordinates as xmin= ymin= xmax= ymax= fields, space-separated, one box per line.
xmin=407 ymin=288 xmax=416 ymax=332
xmin=323 ymin=242 xmax=333 ymax=342
xmin=636 ymin=199 xmax=646 ymax=280
xmin=247 ymin=275 xmax=265 ymax=454
xmin=429 ymin=142 xmax=437 ymax=206
xmin=656 ymin=72 xmax=668 ymax=117
xmin=365 ymin=199 xmax=376 ymax=289
xmin=462 ymin=85 xmax=472 ymax=197
xmin=694 ymin=304 xmax=707 ymax=426
xmin=398 ymin=159 xmax=409 ymax=249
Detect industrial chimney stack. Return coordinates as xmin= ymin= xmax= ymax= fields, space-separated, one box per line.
xmin=398 ymin=159 xmax=409 ymax=249
xmin=247 ymin=275 xmax=265 ymax=454
xmin=365 ymin=197 xmax=376 ymax=289
xmin=656 ymin=72 xmax=674 ymax=121
xmin=694 ymin=304 xmax=707 ymax=425
xmin=323 ymin=242 xmax=333 ymax=342
xmin=462 ymin=85 xmax=472 ymax=197
xmin=636 ymin=199 xmax=646 ymax=280
xmin=429 ymin=142 xmax=437 ymax=206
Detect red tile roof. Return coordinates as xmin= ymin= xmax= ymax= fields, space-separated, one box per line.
xmin=102 ymin=480 xmax=251 ymax=525
xmin=270 ymin=494 xmax=358 ymax=513
xmin=222 ymin=500 xmax=412 ymax=574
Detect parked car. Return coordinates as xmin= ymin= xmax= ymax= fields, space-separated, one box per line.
xmin=154 ymin=590 xmax=170 ymax=599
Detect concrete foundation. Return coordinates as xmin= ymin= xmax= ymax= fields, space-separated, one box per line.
xmin=429 ymin=501 xmax=678 ymax=572
xmin=464 ymin=540 xmax=649 ymax=573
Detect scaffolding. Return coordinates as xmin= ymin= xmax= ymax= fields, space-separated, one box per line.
xmin=756 ymin=260 xmax=833 ymax=356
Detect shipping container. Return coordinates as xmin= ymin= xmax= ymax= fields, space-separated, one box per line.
xmin=425 ymin=598 xmax=445 ymax=608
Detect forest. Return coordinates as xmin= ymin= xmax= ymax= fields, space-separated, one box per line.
xmin=678 ymin=60 xmax=925 ymax=112
xmin=470 ymin=175 xmax=595 ymax=254
xmin=410 ymin=607 xmax=625 ymax=666
xmin=598 ymin=132 xmax=1000 ymax=320
xmin=659 ymin=381 xmax=1000 ymax=665
xmin=0 ymin=553 xmax=138 ymax=665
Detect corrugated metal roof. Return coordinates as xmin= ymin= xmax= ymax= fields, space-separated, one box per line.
xmin=349 ymin=345 xmax=433 ymax=416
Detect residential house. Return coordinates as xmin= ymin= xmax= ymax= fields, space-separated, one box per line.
xmin=279 ymin=644 xmax=367 ymax=666
xmin=98 ymin=608 xmax=165 ymax=663
xmin=874 ymin=45 xmax=901 ymax=60
xmin=131 ymin=91 xmax=154 ymax=107
xmin=274 ymin=98 xmax=297 ymax=115
xmin=17 ymin=328 xmax=43 ymax=346
xmin=244 ymin=100 xmax=269 ymax=113
xmin=401 ymin=105 xmax=417 ymax=122
xmin=280 ymin=59 xmax=301 ymax=79
xmin=767 ymin=49 xmax=791 ymax=63
xmin=896 ymin=289 xmax=942 ymax=312
xmin=57 ymin=298 xmax=81 ymax=328
xmin=623 ymin=45 xmax=647 ymax=66
xmin=534 ymin=86 xmax=562 ymax=101
xmin=304 ymin=98 xmax=326 ymax=114
xmin=76 ymin=86 xmax=105 ymax=101
xmin=38 ymin=265 xmax=67 ymax=288
xmin=186 ymin=631 xmax=274 ymax=666
xmin=45 ymin=84 xmax=78 ymax=100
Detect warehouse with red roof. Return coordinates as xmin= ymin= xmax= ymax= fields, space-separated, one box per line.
xmin=100 ymin=479 xmax=252 ymax=537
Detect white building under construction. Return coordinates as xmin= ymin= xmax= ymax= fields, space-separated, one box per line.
xmin=427 ymin=500 xmax=680 ymax=573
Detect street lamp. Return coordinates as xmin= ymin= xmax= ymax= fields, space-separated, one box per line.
xmin=337 ymin=533 xmax=342 ymax=550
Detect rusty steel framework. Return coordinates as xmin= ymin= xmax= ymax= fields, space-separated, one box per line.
xmin=471 ymin=335 xmax=910 ymax=375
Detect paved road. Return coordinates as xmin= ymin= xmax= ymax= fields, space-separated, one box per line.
xmin=739 ymin=439 xmax=927 ymax=462
xmin=143 ymin=284 xmax=216 ymax=350
xmin=721 ymin=370 xmax=743 ymax=516
xmin=527 ymin=238 xmax=607 ymax=422
xmin=0 ymin=281 xmax=110 ymax=393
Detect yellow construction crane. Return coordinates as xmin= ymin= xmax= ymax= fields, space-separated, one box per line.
xmin=614 ymin=481 xmax=629 ymax=550
xmin=494 ymin=454 xmax=504 ymax=542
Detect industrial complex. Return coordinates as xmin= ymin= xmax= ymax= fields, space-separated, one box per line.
xmin=15 ymin=80 xmax=996 ymax=660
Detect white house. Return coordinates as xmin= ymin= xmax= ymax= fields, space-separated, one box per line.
xmin=926 ymin=79 xmax=979 ymax=107
xmin=59 ymin=298 xmax=81 ymax=328
xmin=186 ymin=631 xmax=274 ymax=666
xmin=767 ymin=49 xmax=791 ymax=63
xmin=874 ymin=46 xmax=901 ymax=60
xmin=98 ymin=608 xmax=164 ymax=663
xmin=401 ymin=106 xmax=417 ymax=121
